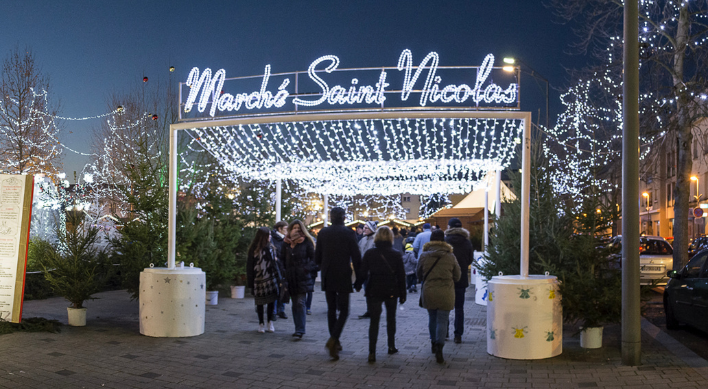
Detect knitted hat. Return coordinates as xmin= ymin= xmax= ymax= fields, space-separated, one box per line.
xmin=430 ymin=230 xmax=445 ymax=241
xmin=365 ymin=221 xmax=377 ymax=233
xmin=422 ymin=223 xmax=431 ymax=230
xmin=448 ymin=218 xmax=462 ymax=228
xmin=405 ymin=243 xmax=414 ymax=251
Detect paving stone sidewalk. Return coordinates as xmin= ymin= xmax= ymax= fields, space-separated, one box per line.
xmin=1 ymin=285 xmax=706 ymax=388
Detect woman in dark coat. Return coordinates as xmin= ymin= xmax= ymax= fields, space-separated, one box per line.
xmin=246 ymin=227 xmax=279 ymax=334
xmin=358 ymin=226 xmax=407 ymax=363
xmin=280 ymin=219 xmax=316 ymax=338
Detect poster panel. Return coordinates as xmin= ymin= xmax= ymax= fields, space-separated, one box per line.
xmin=0 ymin=174 xmax=34 ymax=323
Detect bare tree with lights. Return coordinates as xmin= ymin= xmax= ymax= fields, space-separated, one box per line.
xmin=0 ymin=46 xmax=61 ymax=175
xmin=550 ymin=0 xmax=708 ymax=269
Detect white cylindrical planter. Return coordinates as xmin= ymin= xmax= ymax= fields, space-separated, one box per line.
xmin=580 ymin=327 xmax=603 ymax=349
xmin=487 ymin=275 xmax=562 ymax=359
xmin=474 ymin=251 xmax=488 ymax=306
xmin=67 ymin=307 xmax=87 ymax=326
xmin=231 ymin=285 xmax=246 ymax=299
xmin=139 ymin=267 xmax=206 ymax=337
xmin=205 ymin=290 xmax=219 ymax=305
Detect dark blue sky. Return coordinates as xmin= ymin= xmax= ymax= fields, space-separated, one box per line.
xmin=1 ymin=0 xmax=589 ymax=178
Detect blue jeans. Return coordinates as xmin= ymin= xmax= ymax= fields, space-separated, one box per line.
xmin=306 ymin=291 xmax=313 ymax=310
xmin=453 ymin=287 xmax=466 ymax=337
xmin=427 ymin=309 xmax=450 ymax=345
xmin=291 ymin=293 xmax=307 ymax=334
xmin=406 ymin=274 xmax=417 ymax=291
xmin=272 ymin=299 xmax=286 ymax=315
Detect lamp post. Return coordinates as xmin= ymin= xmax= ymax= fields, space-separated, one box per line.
xmin=503 ymin=57 xmax=549 ymax=129
xmin=690 ymin=176 xmax=702 ymax=203
xmin=642 ymin=192 xmax=649 ymax=235
xmin=690 ymin=176 xmax=702 ymax=239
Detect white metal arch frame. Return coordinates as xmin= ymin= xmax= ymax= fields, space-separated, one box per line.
xmin=168 ymin=110 xmax=531 ymax=275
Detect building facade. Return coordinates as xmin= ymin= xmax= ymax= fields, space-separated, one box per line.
xmin=639 ymin=118 xmax=708 ymax=240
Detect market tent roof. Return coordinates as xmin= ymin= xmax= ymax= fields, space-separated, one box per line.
xmin=452 ymin=171 xmax=516 ymax=210
xmin=432 ymin=207 xmax=484 ymax=218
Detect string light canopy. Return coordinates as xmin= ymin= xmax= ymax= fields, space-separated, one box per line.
xmin=178 ymin=112 xmax=524 ymax=196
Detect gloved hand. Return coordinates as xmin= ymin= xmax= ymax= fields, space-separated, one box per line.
xmin=399 ymin=296 xmax=406 ymax=304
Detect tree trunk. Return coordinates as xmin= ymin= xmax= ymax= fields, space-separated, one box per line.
xmin=672 ymin=5 xmax=691 ymax=271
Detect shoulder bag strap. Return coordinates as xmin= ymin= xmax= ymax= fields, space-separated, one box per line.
xmin=380 ymin=254 xmax=396 ymax=275
xmin=422 ymin=256 xmax=443 ymax=283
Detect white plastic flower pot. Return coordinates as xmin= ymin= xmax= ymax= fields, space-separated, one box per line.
xmin=205 ymin=290 xmax=219 ymax=305
xmin=231 ymin=285 xmax=246 ymax=299
xmin=579 ymin=326 xmax=603 ymax=349
xmin=67 ymin=307 xmax=87 ymax=327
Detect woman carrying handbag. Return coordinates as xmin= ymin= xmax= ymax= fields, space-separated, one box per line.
xmin=246 ymin=227 xmax=280 ymax=333
xmin=416 ymin=230 xmax=460 ymax=364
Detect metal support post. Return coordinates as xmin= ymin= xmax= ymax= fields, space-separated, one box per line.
xmin=323 ymin=194 xmax=329 ymax=227
xmin=520 ymin=116 xmax=531 ymax=278
xmin=167 ymin=126 xmax=177 ymax=269
xmin=484 ymin=187 xmax=489 ymax=251
xmin=495 ymin=170 xmax=502 ymax=217
xmin=276 ymin=179 xmax=282 ymax=222
xmin=622 ymin=0 xmax=642 ymax=366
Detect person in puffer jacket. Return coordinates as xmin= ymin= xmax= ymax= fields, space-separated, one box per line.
xmin=402 ymin=243 xmax=418 ymax=293
xmin=416 ymin=230 xmax=460 ymax=364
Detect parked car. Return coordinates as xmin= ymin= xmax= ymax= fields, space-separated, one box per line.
xmin=663 ymin=250 xmax=708 ymax=334
xmin=688 ymin=236 xmax=708 ymax=258
xmin=606 ymin=235 xmax=673 ymax=285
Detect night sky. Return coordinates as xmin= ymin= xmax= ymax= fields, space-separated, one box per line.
xmin=0 ymin=0 xmax=590 ymax=179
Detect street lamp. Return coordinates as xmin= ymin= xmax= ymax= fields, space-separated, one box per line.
xmin=642 ymin=192 xmax=650 ymax=236
xmin=503 ymin=57 xmax=549 ymax=129
xmin=690 ymin=176 xmax=702 ymax=202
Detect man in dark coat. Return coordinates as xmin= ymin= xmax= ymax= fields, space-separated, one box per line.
xmin=315 ymin=207 xmax=362 ymax=361
xmin=271 ymin=221 xmax=288 ymax=256
xmin=444 ymin=217 xmax=474 ymax=344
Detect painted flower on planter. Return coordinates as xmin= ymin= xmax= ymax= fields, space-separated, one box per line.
xmin=488 ymin=291 xmax=493 ymax=301
xmin=545 ymin=331 xmax=554 ymax=342
xmin=548 ymin=288 xmax=556 ymax=299
xmin=489 ymin=328 xmax=496 ymax=339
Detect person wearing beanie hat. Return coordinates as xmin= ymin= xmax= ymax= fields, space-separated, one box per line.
xmin=356 ymin=220 xmax=377 ymax=318
xmin=416 ymin=229 xmax=461 ymax=364
xmin=444 ymin=218 xmax=473 ymax=344
xmin=412 ymin=223 xmax=433 ymax=260
xmin=402 ymin=243 xmax=418 ymax=293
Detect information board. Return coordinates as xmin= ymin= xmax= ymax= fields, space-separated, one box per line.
xmin=0 ymin=174 xmax=34 ymax=323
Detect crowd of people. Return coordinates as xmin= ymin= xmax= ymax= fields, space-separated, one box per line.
xmin=245 ymin=208 xmax=474 ymax=364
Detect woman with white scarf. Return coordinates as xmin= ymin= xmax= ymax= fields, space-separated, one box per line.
xmin=247 ymin=227 xmax=281 ymax=333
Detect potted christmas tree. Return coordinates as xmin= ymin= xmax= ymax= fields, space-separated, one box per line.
xmin=40 ymin=211 xmax=105 ymax=326
xmin=231 ymin=261 xmax=247 ymax=298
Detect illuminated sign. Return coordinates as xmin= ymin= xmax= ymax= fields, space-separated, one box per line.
xmin=183 ymin=49 xmax=518 ymax=118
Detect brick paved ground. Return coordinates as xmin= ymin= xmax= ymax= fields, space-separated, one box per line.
xmin=1 ymin=285 xmax=706 ymax=388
